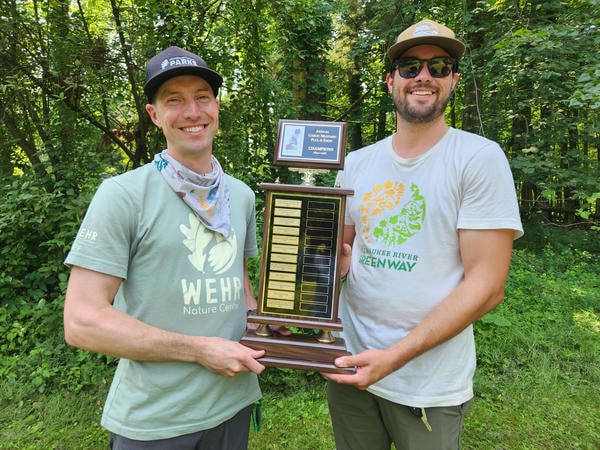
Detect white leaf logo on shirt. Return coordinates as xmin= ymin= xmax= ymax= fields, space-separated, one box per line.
xmin=180 ymin=213 xmax=237 ymax=274
xmin=208 ymin=232 xmax=236 ymax=274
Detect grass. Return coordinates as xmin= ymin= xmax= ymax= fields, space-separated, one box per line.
xmin=1 ymin=385 xmax=108 ymax=449
xmin=248 ymin=383 xmax=335 ymax=449
xmin=1 ymin=228 xmax=599 ymax=449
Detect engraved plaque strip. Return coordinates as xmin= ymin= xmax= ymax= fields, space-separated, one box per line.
xmin=258 ymin=190 xmax=345 ymax=322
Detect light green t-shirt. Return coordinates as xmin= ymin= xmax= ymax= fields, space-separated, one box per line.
xmin=65 ymin=163 xmax=260 ymax=440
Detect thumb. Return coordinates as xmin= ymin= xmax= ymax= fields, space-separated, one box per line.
xmin=335 ymin=354 xmax=358 ymax=368
xmin=250 ymin=349 xmax=266 ymax=359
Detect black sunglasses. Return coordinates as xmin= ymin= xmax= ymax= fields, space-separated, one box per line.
xmin=392 ymin=56 xmax=456 ymax=79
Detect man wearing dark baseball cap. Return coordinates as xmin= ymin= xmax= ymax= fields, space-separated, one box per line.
xmin=64 ymin=45 xmax=271 ymax=449
xmin=324 ymin=19 xmax=522 ymax=450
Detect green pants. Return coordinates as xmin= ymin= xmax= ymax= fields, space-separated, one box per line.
xmin=327 ymin=381 xmax=471 ymax=450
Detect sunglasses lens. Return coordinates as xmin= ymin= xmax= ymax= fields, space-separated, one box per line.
xmin=397 ymin=59 xmax=422 ymax=79
xmin=395 ymin=57 xmax=454 ymax=78
xmin=428 ymin=57 xmax=453 ymax=77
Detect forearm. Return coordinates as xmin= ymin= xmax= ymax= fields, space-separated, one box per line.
xmin=63 ymin=266 xmax=265 ymax=375
xmin=64 ymin=297 xmax=212 ymax=363
xmin=387 ymin=278 xmax=505 ymax=369
xmin=387 ymin=228 xmax=513 ymax=369
xmin=65 ymin=297 xmax=266 ymax=376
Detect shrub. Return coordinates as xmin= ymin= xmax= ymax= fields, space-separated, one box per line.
xmin=0 ymin=174 xmax=115 ymax=396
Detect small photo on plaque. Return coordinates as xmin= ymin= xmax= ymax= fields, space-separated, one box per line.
xmin=274 ymin=119 xmax=347 ymax=170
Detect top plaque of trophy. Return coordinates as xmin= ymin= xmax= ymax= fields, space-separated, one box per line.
xmin=274 ymin=119 xmax=348 ymax=170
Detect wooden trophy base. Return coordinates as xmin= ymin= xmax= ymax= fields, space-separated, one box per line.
xmin=241 ymin=329 xmax=356 ymax=373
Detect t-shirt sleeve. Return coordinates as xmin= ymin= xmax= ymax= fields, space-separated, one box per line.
xmin=457 ymin=143 xmax=524 ymax=239
xmin=64 ymin=178 xmax=137 ymax=278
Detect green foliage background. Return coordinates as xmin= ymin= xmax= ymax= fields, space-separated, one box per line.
xmin=0 ymin=0 xmax=599 ymax=447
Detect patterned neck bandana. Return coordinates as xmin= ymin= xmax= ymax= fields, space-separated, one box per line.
xmin=154 ymin=150 xmax=231 ymax=237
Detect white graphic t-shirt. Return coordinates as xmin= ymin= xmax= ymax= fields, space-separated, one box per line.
xmin=65 ymin=163 xmax=259 ymax=440
xmin=336 ymin=129 xmax=523 ymax=407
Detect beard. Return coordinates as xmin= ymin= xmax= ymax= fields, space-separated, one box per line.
xmin=393 ymin=88 xmax=452 ymax=123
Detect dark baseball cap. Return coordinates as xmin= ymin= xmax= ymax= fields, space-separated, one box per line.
xmin=144 ymin=46 xmax=223 ymax=103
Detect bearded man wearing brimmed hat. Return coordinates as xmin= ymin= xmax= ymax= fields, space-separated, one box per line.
xmin=324 ymin=19 xmax=523 ymax=449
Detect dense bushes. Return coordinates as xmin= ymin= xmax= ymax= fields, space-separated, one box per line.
xmin=0 ymin=174 xmax=115 ymax=397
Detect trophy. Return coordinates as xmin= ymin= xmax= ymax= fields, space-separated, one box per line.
xmin=241 ymin=119 xmax=355 ymax=373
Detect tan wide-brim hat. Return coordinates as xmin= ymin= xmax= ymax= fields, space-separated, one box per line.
xmin=387 ymin=19 xmax=466 ymax=61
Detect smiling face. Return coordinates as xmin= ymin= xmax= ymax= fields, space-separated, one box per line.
xmin=386 ymin=44 xmax=459 ymax=125
xmin=146 ymin=75 xmax=220 ymax=172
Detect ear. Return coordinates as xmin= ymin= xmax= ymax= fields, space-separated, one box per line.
xmin=386 ymin=72 xmax=394 ymax=93
xmin=145 ymin=103 xmax=161 ymax=128
xmin=451 ymin=73 xmax=460 ymax=92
